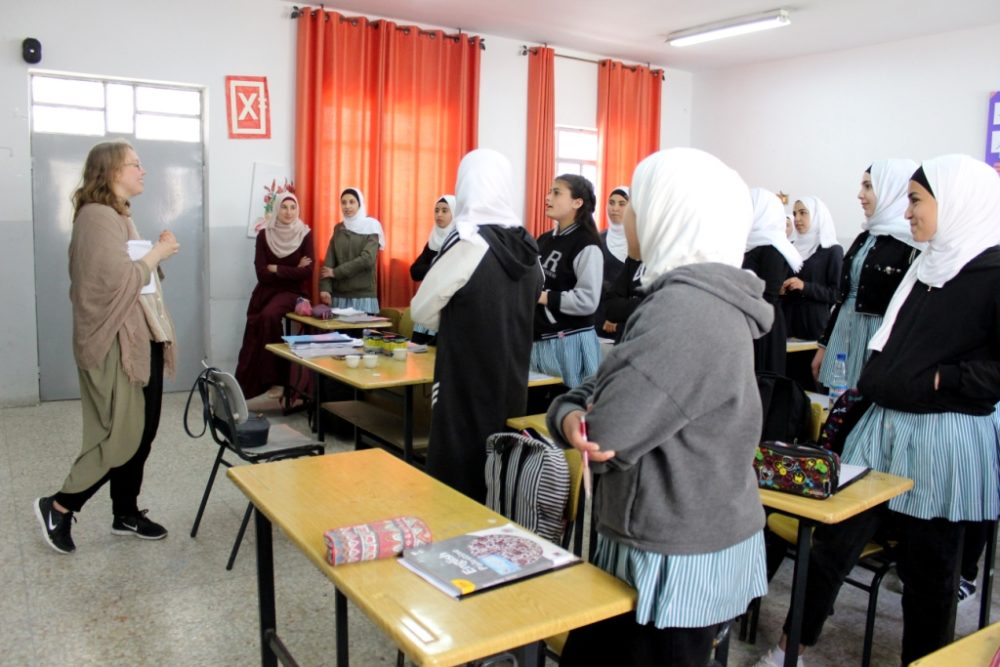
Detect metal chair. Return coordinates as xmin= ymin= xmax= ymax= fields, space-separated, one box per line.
xmin=184 ymin=366 xmax=323 ymax=569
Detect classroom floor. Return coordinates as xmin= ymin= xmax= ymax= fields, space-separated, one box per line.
xmin=1 ymin=392 xmax=995 ymax=666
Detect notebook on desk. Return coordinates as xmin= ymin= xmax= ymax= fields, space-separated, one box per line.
xmin=836 ymin=463 xmax=871 ymax=492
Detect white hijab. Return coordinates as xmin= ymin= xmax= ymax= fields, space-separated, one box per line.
xmin=747 ymin=187 xmax=803 ymax=273
xmin=453 ymin=149 xmax=523 ymax=241
xmin=428 ymin=194 xmax=456 ymax=251
xmin=604 ymin=185 xmax=630 ymax=263
xmin=264 ymin=192 xmax=310 ymax=259
xmin=631 ymin=148 xmax=752 ymax=287
xmin=791 ymin=196 xmax=838 ymax=262
xmin=341 ymin=187 xmax=386 ymax=249
xmin=863 ymin=158 xmax=924 ymax=249
xmin=869 ymin=154 xmax=1000 ymax=351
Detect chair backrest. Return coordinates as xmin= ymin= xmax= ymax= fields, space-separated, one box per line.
xmin=184 ymin=367 xmax=264 ymax=452
xmin=485 ymin=432 xmax=571 ymax=544
xmin=756 ymin=371 xmax=813 ymax=444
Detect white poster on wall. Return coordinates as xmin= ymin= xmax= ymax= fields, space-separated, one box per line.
xmin=246 ymin=161 xmax=293 ymax=238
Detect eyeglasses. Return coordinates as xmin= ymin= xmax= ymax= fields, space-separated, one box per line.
xmin=123 ymin=161 xmax=143 ymax=170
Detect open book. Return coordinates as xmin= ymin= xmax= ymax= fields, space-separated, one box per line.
xmin=399 ymin=522 xmax=580 ymax=598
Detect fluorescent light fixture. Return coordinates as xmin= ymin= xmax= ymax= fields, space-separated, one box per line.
xmin=666 ymin=9 xmax=790 ymax=47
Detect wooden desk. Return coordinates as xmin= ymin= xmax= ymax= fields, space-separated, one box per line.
xmin=506 ymin=414 xmax=914 ymax=667
xmin=910 ymin=621 xmax=1000 ymax=666
xmin=284 ymin=311 xmax=392 ymax=332
xmin=228 ymin=450 xmax=636 ymax=667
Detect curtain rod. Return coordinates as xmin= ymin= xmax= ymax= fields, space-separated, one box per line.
xmin=290 ymin=5 xmax=486 ymax=49
xmin=519 ymin=45 xmax=663 ymax=77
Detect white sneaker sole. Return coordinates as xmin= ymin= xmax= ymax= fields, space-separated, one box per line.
xmin=34 ymin=498 xmax=73 ymax=555
xmin=111 ymin=526 xmax=168 ymax=540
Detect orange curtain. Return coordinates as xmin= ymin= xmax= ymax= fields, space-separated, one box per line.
xmin=596 ymin=60 xmax=662 ymax=229
xmin=295 ymin=10 xmax=480 ymax=307
xmin=524 ymin=46 xmax=555 ymax=238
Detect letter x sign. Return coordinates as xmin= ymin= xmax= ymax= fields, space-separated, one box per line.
xmin=225 ymin=75 xmax=270 ymax=139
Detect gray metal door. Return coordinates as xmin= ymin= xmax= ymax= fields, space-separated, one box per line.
xmin=32 ymin=86 xmax=206 ymax=400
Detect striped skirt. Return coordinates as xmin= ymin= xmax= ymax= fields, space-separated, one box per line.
xmin=530 ymin=329 xmax=601 ymax=388
xmin=331 ymin=296 xmax=380 ymax=315
xmin=817 ymin=296 xmax=883 ymax=389
xmin=843 ymin=405 xmax=1000 ymax=521
xmin=591 ymin=531 xmax=768 ymax=629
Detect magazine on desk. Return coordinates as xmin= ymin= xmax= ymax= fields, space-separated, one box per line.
xmin=399 ymin=522 xmax=581 ymax=598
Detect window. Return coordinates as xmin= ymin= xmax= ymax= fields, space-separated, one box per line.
xmin=30 ymin=74 xmax=202 ymax=142
xmin=555 ymin=125 xmax=599 ymax=188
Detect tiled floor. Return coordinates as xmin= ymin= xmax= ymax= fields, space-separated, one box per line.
xmin=1 ymin=392 xmax=996 ymax=666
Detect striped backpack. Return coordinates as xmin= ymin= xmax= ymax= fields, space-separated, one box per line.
xmin=484 ymin=432 xmax=570 ymax=543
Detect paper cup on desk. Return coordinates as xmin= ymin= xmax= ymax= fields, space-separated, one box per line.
xmin=345 ymin=354 xmax=361 ymax=368
xmin=363 ymin=353 xmax=379 ymax=368
xmin=392 ymin=348 xmax=408 ymax=361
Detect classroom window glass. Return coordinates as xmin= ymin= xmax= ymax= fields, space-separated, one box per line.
xmin=555 ymin=126 xmax=599 ymax=190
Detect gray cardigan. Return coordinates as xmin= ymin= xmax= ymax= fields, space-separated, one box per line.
xmin=547 ymin=262 xmax=773 ymax=555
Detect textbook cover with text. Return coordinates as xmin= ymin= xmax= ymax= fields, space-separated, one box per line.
xmin=398 ymin=523 xmax=580 ymax=598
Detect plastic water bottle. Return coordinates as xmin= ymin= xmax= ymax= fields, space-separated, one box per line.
xmin=828 ymin=352 xmax=848 ymax=408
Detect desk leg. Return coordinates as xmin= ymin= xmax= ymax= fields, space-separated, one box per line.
xmin=255 ymin=507 xmax=278 ymax=667
xmin=336 ymin=589 xmax=349 ymax=667
xmin=980 ymin=520 xmax=998 ymax=629
xmin=785 ymin=519 xmax=813 ymax=667
xmin=403 ymin=386 xmax=413 ymax=464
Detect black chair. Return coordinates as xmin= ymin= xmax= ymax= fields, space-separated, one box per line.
xmin=185 ymin=367 xmax=323 ymax=570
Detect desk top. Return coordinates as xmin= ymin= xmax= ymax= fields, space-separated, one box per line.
xmin=228 ymin=450 xmax=635 ymax=666
xmin=267 ymin=343 xmax=562 ymax=391
xmin=286 ymin=311 xmax=392 ymax=331
xmin=786 ymin=339 xmax=819 ymax=353
xmin=507 ymin=414 xmax=913 ymax=526
xmin=910 ymin=621 xmax=1000 ymax=666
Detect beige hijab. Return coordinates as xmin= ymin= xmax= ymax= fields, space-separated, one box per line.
xmin=264 ymin=192 xmax=310 ymax=258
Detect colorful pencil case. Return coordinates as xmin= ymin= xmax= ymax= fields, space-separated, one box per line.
xmin=754 ymin=441 xmax=840 ymax=499
xmin=323 ymin=516 xmax=433 ymax=566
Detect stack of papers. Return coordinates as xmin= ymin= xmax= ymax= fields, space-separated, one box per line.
xmin=282 ymin=333 xmax=361 ymax=359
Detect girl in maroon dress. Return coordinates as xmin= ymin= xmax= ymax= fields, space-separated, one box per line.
xmin=235 ymin=192 xmax=313 ymax=399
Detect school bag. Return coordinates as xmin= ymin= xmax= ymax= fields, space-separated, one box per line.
xmin=484 ymin=432 xmax=570 ymax=544
xmin=756 ymin=371 xmax=813 ymax=444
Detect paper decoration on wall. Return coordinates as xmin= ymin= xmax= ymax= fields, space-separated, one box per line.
xmin=226 ymin=75 xmax=270 ymax=139
xmin=987 ymin=92 xmax=1000 ymax=176
xmin=247 ymin=162 xmax=292 ymax=237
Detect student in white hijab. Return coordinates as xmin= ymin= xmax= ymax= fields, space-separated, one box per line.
xmin=411 ymin=149 xmax=542 ymax=503
xmin=409 ymin=194 xmax=456 ymax=344
xmin=812 ymin=159 xmax=923 ymax=388
xmin=602 ymin=185 xmax=630 ymax=275
xmin=743 ymin=187 xmax=803 ymax=374
xmin=759 ymin=154 xmax=1000 ymax=667
xmin=781 ymin=195 xmax=844 ymax=344
xmin=547 ymin=148 xmax=772 ymax=667
xmin=319 ymin=187 xmax=384 ymax=314
xmin=597 ymin=186 xmax=640 ymax=342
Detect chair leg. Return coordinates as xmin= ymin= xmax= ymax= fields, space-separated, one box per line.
xmin=713 ymin=621 xmax=731 ymax=665
xmin=191 ymin=446 xmax=226 ymax=538
xmin=226 ymin=502 xmax=254 ymax=571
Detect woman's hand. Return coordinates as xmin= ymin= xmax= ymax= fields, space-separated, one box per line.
xmin=781 ymin=277 xmax=805 ymax=293
xmin=538 ymin=290 xmax=549 ymax=306
xmin=267 ymin=264 xmax=278 ymax=274
xmin=320 ymin=266 xmax=334 ymax=279
xmin=298 ymin=256 xmax=312 ymax=268
xmin=934 ymin=370 xmax=940 ymax=391
xmin=142 ymin=230 xmax=179 ymax=271
xmin=811 ymin=348 xmax=825 ymax=381
xmin=319 ymin=291 xmax=332 ymax=305
xmin=560 ymin=409 xmax=616 ymax=463
xmin=602 ymin=321 xmax=618 ymax=334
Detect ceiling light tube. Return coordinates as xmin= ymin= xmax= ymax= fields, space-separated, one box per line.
xmin=666 ymin=9 xmax=790 ymax=47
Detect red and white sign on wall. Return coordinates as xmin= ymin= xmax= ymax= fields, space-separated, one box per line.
xmin=225 ymin=75 xmax=270 ymax=139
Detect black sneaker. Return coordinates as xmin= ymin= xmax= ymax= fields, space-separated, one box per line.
xmin=34 ymin=496 xmax=75 ymax=554
xmin=958 ymin=577 xmax=977 ymax=605
xmin=112 ymin=510 xmax=168 ymax=540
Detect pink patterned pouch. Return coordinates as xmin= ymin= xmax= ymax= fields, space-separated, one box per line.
xmin=323 ymin=516 xmax=433 ymax=566
xmin=294 ymin=297 xmax=313 ymax=316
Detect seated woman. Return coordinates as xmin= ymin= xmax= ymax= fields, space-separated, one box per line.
xmin=812 ymin=159 xmax=921 ymax=388
xmin=755 ymin=154 xmax=1000 ymax=667
xmin=549 ymin=148 xmax=770 ymax=667
xmin=235 ymin=192 xmax=313 ymax=400
xmin=409 ymin=194 xmax=455 ymax=345
xmin=319 ymin=187 xmax=384 ymax=314
xmin=531 ymin=174 xmax=604 ymax=388
xmin=781 ymin=196 xmax=843 ymax=340
xmin=743 ymin=187 xmax=803 ymax=375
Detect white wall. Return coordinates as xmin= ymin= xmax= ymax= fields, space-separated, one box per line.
xmin=0 ymin=1 xmax=690 ymax=406
xmin=691 ymin=22 xmax=1000 ymax=244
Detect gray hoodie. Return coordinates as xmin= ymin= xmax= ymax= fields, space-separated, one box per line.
xmin=547 ymin=262 xmax=773 ymax=555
